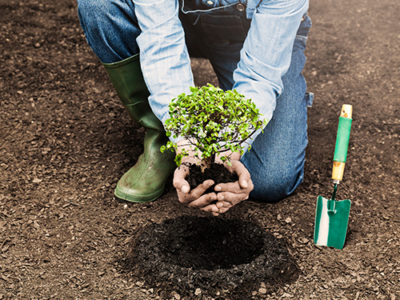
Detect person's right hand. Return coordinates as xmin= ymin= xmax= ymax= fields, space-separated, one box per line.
xmin=172 ymin=139 xmax=220 ymax=215
xmin=173 ymin=161 xmax=220 ymax=215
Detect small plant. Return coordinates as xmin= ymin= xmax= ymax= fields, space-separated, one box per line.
xmin=161 ymin=84 xmax=267 ymax=169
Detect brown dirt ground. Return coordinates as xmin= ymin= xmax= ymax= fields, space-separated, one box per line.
xmin=0 ymin=0 xmax=399 ymax=299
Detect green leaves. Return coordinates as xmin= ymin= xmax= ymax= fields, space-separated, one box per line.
xmin=163 ymin=84 xmax=267 ymax=166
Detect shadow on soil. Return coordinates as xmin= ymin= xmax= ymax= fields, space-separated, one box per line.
xmin=119 ymin=216 xmax=300 ymax=298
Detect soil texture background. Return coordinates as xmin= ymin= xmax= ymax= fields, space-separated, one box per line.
xmin=1 ymin=0 xmax=399 ymax=299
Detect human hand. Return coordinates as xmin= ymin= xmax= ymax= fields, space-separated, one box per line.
xmin=172 ymin=139 xmax=219 ymax=214
xmin=213 ymin=159 xmax=253 ymax=215
xmin=173 ymin=163 xmax=219 ymax=214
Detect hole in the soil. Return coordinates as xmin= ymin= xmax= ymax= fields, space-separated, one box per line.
xmin=121 ymin=216 xmax=300 ymax=298
xmin=159 ymin=216 xmax=264 ymax=270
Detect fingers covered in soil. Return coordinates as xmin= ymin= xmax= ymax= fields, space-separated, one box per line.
xmin=202 ymin=161 xmax=253 ymax=214
xmin=176 ymin=163 xmax=240 ymax=215
xmin=173 ymin=163 xmax=191 ymax=194
xmin=178 ymin=161 xmax=255 ymax=215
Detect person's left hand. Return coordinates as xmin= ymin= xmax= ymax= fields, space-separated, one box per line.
xmin=213 ymin=159 xmax=254 ymax=216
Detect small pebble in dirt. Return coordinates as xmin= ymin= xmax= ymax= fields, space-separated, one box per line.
xmin=259 ymin=288 xmax=267 ymax=294
xmin=32 ymin=178 xmax=42 ymax=183
xmin=194 ymin=288 xmax=201 ymax=296
xmin=135 ymin=281 xmax=144 ymax=287
xmin=285 ymin=217 xmax=292 ymax=224
xmin=282 ymin=292 xmax=293 ymax=297
xmin=123 ymin=204 xmax=128 ymax=209
xmin=298 ymin=237 xmax=309 ymax=244
xmin=172 ymin=292 xmax=181 ymax=300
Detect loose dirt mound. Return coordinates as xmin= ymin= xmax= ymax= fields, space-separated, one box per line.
xmin=122 ymin=216 xmax=299 ymax=298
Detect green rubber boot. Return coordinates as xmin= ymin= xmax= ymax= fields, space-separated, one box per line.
xmin=103 ymin=55 xmax=176 ymax=203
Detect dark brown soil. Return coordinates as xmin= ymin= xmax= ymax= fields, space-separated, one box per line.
xmin=121 ymin=216 xmax=299 ymax=299
xmin=1 ymin=0 xmax=399 ymax=299
xmin=186 ymin=163 xmax=238 ymax=194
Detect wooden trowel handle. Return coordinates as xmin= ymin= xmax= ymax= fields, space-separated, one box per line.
xmin=332 ymin=105 xmax=353 ymax=183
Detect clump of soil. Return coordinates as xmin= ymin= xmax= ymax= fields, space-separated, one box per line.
xmin=121 ymin=216 xmax=300 ymax=298
xmin=186 ymin=163 xmax=238 ymax=193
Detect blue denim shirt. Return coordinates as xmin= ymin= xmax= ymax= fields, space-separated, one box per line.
xmin=133 ymin=0 xmax=309 ymax=146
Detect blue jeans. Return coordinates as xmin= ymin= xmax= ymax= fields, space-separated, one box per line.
xmin=77 ymin=0 xmax=313 ymax=202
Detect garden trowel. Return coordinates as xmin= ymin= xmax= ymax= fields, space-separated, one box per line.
xmin=314 ymin=104 xmax=353 ymax=249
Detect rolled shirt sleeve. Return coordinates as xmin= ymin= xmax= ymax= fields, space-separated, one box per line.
xmin=234 ymin=0 xmax=309 ymax=150
xmin=133 ymin=0 xmax=194 ymax=143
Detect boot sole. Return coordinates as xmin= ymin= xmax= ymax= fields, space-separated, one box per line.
xmin=114 ymin=185 xmax=165 ymax=203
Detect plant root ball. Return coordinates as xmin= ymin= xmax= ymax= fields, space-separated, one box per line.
xmin=186 ymin=163 xmax=238 ymax=194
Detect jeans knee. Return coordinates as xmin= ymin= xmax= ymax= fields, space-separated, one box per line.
xmin=250 ymin=167 xmax=304 ymax=203
xmin=77 ymin=0 xmax=140 ymax=63
xmin=77 ymin=0 xmax=108 ymax=29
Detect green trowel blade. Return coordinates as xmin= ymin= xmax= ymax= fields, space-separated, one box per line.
xmin=314 ymin=195 xmax=351 ymax=249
